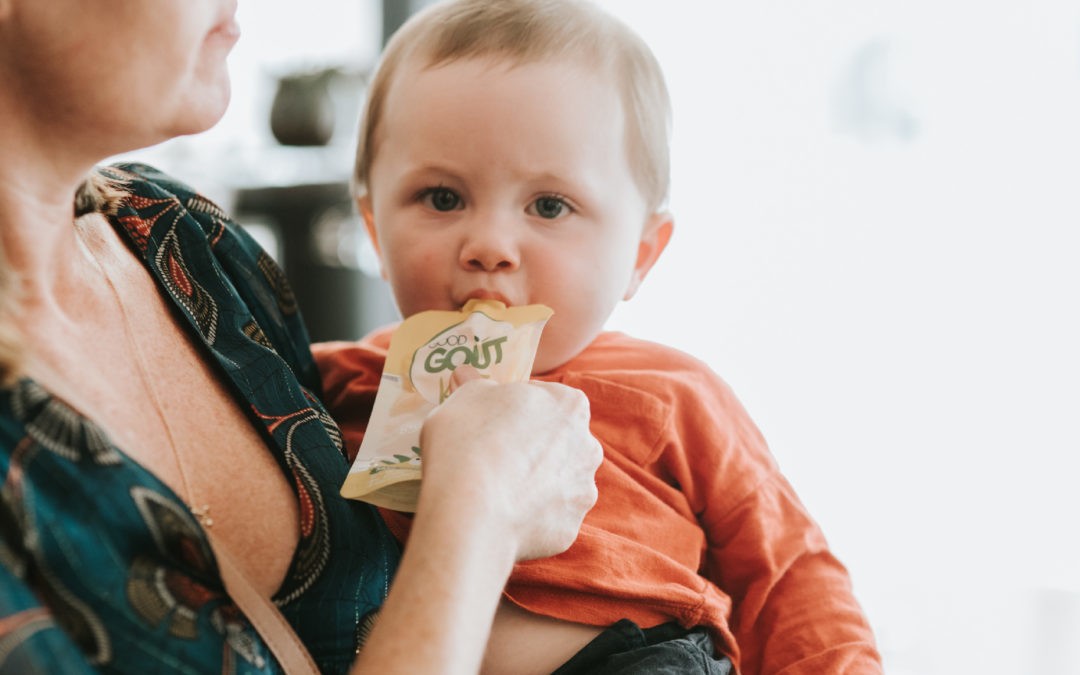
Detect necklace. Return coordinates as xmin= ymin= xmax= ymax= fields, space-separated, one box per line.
xmin=81 ymin=228 xmax=214 ymax=529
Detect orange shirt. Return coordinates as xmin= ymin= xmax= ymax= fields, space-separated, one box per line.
xmin=314 ymin=330 xmax=882 ymax=674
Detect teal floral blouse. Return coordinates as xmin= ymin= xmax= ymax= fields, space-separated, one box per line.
xmin=0 ymin=165 xmax=399 ymax=673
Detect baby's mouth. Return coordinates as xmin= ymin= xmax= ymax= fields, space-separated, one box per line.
xmin=461 ymin=290 xmax=513 ymax=307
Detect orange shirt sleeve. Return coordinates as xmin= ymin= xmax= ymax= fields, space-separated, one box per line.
xmin=311 ymin=329 xmax=394 ymax=461
xmin=657 ymin=364 xmax=882 ymax=674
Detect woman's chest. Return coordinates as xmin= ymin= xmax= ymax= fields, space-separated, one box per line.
xmin=28 ymin=284 xmax=302 ymax=596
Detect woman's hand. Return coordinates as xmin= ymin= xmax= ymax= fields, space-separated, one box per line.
xmin=351 ymin=376 xmax=600 ymax=675
xmin=419 ymin=375 xmax=602 ymax=561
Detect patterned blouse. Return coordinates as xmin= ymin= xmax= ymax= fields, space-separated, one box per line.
xmin=0 ymin=164 xmax=399 ymax=674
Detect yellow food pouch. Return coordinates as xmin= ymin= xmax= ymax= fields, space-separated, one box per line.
xmin=340 ymin=299 xmax=553 ymax=511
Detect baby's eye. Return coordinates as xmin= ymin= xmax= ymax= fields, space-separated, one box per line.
xmin=420 ymin=187 xmax=462 ymax=212
xmin=529 ymin=195 xmax=570 ymax=219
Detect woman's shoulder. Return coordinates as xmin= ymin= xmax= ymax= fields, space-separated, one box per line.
xmin=105 ymin=162 xmax=236 ymax=242
xmin=109 ymin=162 xmax=200 ymax=197
xmin=103 ymin=162 xmax=317 ymax=388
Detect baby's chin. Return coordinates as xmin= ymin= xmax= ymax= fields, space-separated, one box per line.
xmin=531 ymin=335 xmax=596 ymax=375
xmin=531 ymin=353 xmax=569 ymax=376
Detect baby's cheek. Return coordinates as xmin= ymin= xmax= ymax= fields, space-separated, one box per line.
xmin=417 ymin=250 xmax=441 ymax=268
xmin=397 ymin=247 xmax=445 ymax=282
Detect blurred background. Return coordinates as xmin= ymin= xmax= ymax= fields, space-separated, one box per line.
xmin=119 ymin=1 xmax=1080 ymax=672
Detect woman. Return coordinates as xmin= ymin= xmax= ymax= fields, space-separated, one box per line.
xmin=0 ymin=1 xmax=601 ymax=673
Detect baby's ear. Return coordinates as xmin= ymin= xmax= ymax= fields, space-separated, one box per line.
xmin=624 ymin=211 xmax=674 ymax=301
xmin=355 ymin=195 xmax=388 ymax=279
xmin=356 ymin=195 xmax=377 ymax=249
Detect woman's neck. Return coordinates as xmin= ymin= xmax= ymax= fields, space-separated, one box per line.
xmin=0 ymin=157 xmax=100 ymax=294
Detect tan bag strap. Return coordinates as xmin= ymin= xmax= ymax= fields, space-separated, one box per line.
xmin=208 ymin=536 xmax=321 ymax=675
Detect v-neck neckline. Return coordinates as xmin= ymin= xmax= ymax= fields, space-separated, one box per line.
xmin=78 ymin=192 xmax=310 ymax=598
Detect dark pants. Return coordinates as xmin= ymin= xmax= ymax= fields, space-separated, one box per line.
xmin=551 ymin=619 xmax=734 ymax=675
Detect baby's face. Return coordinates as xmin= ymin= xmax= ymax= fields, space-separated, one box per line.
xmin=362 ymin=56 xmax=670 ymax=373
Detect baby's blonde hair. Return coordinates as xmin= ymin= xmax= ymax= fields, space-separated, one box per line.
xmin=354 ymin=0 xmax=671 ymax=213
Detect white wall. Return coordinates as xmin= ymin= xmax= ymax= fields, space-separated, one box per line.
xmin=595 ymin=2 xmax=1080 ymax=673
xmin=137 ymin=2 xmax=1080 ymax=672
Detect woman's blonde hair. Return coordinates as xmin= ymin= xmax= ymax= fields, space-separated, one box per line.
xmin=0 ymin=169 xmax=127 ymax=385
xmin=0 ymin=253 xmax=21 ymax=385
xmin=353 ymin=0 xmax=672 ymax=213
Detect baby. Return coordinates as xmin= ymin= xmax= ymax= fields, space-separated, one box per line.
xmin=314 ymin=1 xmax=882 ymax=673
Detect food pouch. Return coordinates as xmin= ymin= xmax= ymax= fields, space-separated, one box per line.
xmin=340 ymin=299 xmax=554 ymax=512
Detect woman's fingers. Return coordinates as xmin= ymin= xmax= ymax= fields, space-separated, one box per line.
xmin=419 ymin=379 xmax=601 ymax=561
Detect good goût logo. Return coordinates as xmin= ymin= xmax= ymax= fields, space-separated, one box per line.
xmin=409 ymin=312 xmax=518 ymax=404
xmin=423 ymin=334 xmax=508 ymax=373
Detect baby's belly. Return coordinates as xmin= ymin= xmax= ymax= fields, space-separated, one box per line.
xmin=481 ymin=600 xmax=604 ymax=675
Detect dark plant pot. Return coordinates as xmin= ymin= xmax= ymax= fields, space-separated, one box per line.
xmin=270 ymin=71 xmax=336 ymax=147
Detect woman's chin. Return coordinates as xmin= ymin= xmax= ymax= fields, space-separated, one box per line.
xmin=158 ymin=68 xmax=233 ymax=136
xmin=171 ymin=86 xmax=232 ymax=137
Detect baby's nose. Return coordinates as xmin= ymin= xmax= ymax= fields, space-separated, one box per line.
xmin=459 ymin=222 xmax=520 ymax=272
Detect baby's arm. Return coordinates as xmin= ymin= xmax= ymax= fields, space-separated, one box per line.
xmin=672 ymin=376 xmax=882 ymax=674
xmin=705 ymin=472 xmax=881 ymax=673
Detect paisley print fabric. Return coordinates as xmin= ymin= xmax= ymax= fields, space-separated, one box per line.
xmin=0 ymin=164 xmax=400 ymax=673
